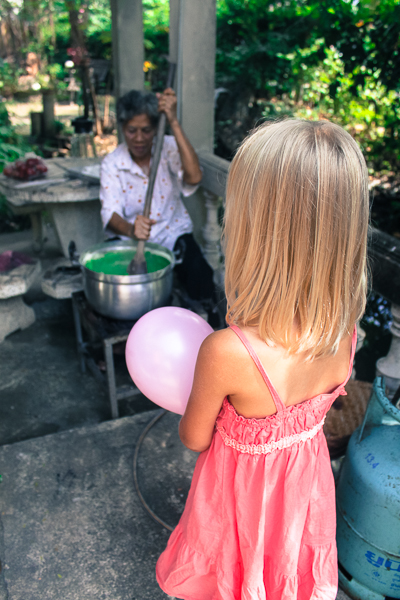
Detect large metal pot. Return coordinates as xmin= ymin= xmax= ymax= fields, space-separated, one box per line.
xmin=79 ymin=239 xmax=175 ymax=320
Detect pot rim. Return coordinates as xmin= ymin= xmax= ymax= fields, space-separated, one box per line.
xmin=79 ymin=239 xmax=175 ymax=284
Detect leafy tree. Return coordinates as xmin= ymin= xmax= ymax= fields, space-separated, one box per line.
xmin=214 ymin=0 xmax=400 ymax=170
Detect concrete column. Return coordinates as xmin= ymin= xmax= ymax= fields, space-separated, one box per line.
xmin=169 ymin=0 xmax=180 ymax=66
xmin=174 ymin=0 xmax=216 ymax=152
xmin=202 ymin=190 xmax=222 ymax=274
xmin=110 ymin=0 xmax=144 ymax=99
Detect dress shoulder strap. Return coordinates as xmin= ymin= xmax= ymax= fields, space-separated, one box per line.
xmin=229 ymin=325 xmax=286 ymax=413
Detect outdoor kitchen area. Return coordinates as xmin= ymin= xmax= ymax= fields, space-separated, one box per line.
xmin=0 ymin=1 xmax=399 ymax=599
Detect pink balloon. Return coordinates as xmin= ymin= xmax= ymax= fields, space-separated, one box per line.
xmin=125 ymin=307 xmax=214 ymax=415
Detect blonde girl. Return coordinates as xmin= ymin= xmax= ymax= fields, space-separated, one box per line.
xmin=157 ymin=119 xmax=369 ymax=600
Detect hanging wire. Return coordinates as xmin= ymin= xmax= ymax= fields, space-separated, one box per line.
xmin=133 ymin=409 xmax=174 ymax=532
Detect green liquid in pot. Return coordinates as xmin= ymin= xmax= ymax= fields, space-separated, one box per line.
xmin=84 ymin=249 xmax=170 ymax=275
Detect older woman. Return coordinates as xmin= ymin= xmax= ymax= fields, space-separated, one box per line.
xmin=100 ymin=88 xmax=219 ymax=326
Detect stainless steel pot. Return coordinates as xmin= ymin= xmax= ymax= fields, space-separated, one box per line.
xmin=79 ymin=239 xmax=175 ymax=320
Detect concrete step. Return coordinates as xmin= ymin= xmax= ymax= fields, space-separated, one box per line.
xmin=0 ymin=410 xmax=188 ymax=600
xmin=0 ymin=410 xmax=351 ymax=600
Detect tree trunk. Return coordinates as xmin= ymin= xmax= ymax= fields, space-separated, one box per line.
xmin=22 ymin=0 xmax=38 ymax=45
xmin=103 ymin=94 xmax=110 ymax=129
xmin=48 ymin=0 xmax=56 ymax=52
xmin=6 ymin=13 xmax=20 ymax=60
xmin=86 ymin=65 xmax=102 ymax=134
xmin=66 ymin=0 xmax=102 ymax=133
xmin=80 ymin=65 xmax=90 ymax=119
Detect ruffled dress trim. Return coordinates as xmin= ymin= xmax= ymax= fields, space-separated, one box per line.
xmin=222 ymin=384 xmax=347 ymax=426
xmin=216 ymin=415 xmax=325 ymax=455
xmin=214 ymin=393 xmax=338 ymax=448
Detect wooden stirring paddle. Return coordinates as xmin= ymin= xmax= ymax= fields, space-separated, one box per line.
xmin=127 ymin=63 xmax=176 ymax=275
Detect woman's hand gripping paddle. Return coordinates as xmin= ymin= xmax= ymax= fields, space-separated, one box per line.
xmin=127 ymin=62 xmax=176 ymax=275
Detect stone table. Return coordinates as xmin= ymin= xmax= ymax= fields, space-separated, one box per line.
xmin=0 ymin=158 xmax=103 ymax=258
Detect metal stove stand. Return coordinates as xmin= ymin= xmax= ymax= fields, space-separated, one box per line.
xmin=71 ymin=291 xmax=141 ymax=419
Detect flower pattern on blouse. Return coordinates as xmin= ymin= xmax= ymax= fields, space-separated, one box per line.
xmin=100 ymin=137 xmax=199 ymax=251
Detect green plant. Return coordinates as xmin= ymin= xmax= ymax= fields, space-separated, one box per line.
xmin=54 ymin=120 xmax=64 ymax=134
xmin=0 ymin=104 xmax=37 ymax=173
xmin=261 ymin=42 xmax=400 ymax=171
xmin=0 ymin=60 xmax=23 ymax=97
xmin=0 ymin=103 xmax=11 ymax=127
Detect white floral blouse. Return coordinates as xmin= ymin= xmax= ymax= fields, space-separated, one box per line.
xmin=100 ymin=136 xmax=199 ymax=251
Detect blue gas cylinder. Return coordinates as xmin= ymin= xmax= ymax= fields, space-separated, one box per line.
xmin=336 ymin=377 xmax=400 ymax=600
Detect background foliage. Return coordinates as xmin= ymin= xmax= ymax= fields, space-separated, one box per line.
xmin=0 ymin=103 xmax=34 ymax=171
xmin=0 ymin=102 xmax=38 ymax=232
xmin=214 ymin=0 xmax=400 ymax=172
xmin=1 ymin=0 xmax=400 ymax=177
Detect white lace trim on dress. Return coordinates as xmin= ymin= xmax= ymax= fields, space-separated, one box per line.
xmin=216 ymin=417 xmax=325 ymax=455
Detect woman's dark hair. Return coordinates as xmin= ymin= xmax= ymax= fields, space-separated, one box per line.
xmin=116 ymin=90 xmax=159 ymax=127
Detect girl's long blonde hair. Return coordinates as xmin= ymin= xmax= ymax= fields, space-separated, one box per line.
xmin=224 ymin=119 xmax=369 ymax=360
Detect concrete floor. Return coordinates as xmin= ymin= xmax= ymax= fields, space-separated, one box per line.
xmin=0 ymin=228 xmax=352 ymax=600
xmin=0 ymin=411 xmax=193 ymax=600
xmin=0 ymin=296 xmax=157 ymax=446
xmin=0 ymin=228 xmax=156 ymax=446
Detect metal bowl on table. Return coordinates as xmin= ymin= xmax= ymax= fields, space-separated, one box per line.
xmin=79 ymin=239 xmax=175 ymax=320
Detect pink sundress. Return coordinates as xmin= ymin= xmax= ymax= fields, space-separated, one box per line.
xmin=156 ymin=325 xmax=357 ymax=600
